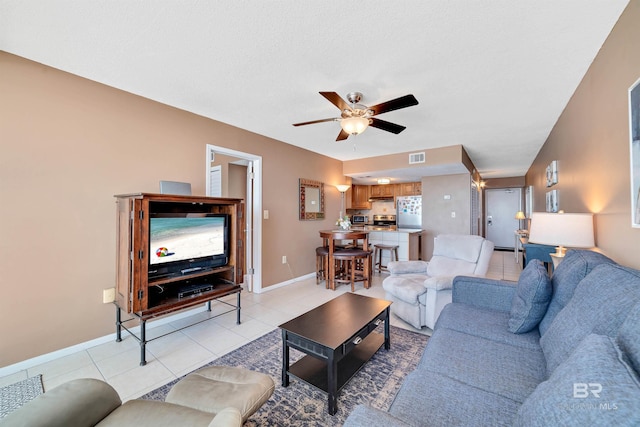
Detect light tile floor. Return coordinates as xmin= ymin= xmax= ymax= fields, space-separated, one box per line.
xmin=0 ymin=251 xmax=521 ymax=402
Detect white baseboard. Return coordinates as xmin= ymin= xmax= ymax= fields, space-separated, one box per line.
xmin=0 ymin=274 xmax=314 ymax=378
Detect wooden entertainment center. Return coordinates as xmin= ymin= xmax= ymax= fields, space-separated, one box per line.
xmin=113 ymin=193 xmax=244 ymax=365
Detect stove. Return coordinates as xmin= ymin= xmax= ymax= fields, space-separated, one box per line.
xmin=372 ymin=214 xmax=397 ymax=227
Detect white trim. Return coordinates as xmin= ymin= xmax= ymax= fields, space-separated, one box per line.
xmin=206 ymin=144 xmax=263 ymax=292
xmin=252 ymin=272 xmax=315 ymax=293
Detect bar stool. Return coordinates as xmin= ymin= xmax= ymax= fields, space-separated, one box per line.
xmin=373 ymin=244 xmax=399 ymax=274
xmin=331 ymin=248 xmax=371 ymax=292
xmin=315 ymin=246 xmax=329 ymax=287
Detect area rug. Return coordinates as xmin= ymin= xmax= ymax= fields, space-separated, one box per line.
xmin=0 ymin=375 xmax=44 ymax=419
xmin=141 ymin=325 xmax=429 ymax=426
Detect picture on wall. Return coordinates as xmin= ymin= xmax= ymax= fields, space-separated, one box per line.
xmin=630 ymin=77 xmax=640 ymax=228
xmin=546 ymin=190 xmax=559 ymax=213
xmin=546 ymin=160 xmax=558 ymax=187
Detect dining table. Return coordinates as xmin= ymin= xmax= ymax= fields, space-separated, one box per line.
xmin=319 ymin=229 xmax=370 ymax=290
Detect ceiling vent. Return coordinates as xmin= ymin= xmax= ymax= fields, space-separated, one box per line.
xmin=409 ymin=152 xmax=425 ymax=164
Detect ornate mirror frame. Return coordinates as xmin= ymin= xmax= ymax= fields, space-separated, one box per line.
xmin=299 ymin=178 xmax=325 ymax=220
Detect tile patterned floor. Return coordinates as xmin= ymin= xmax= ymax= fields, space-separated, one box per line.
xmin=0 ymin=251 xmax=521 ymax=402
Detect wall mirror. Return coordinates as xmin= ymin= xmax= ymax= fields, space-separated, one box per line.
xmin=299 ymin=178 xmax=325 ymax=220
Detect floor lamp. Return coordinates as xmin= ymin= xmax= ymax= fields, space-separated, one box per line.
xmin=336 ymin=185 xmax=351 ymax=219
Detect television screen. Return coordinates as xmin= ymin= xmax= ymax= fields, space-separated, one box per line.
xmin=149 ymin=215 xmax=227 ymax=266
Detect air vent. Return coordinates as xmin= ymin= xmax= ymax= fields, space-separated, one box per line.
xmin=409 ymin=152 xmax=426 ymax=164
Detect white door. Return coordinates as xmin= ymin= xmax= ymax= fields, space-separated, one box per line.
xmin=485 ymin=188 xmax=521 ymax=249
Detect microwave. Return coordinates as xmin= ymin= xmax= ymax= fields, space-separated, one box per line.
xmin=351 ymin=215 xmax=368 ymax=224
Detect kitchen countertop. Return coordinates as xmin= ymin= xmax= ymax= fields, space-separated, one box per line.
xmin=350 ymin=226 xmax=423 ymax=233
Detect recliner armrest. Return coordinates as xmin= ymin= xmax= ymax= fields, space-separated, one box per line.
xmin=0 ymin=378 xmax=121 ymax=427
xmin=452 ymin=276 xmax=516 ymax=313
xmin=423 ymin=275 xmax=456 ymax=291
xmin=387 ymin=260 xmax=429 ymax=275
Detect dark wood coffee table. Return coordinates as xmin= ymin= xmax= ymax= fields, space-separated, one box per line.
xmin=279 ymin=293 xmax=391 ymax=415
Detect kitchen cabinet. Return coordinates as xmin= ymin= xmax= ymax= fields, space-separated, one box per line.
xmin=370 ymin=184 xmax=395 ymax=198
xmin=350 ymin=185 xmax=371 ymax=209
xmin=398 ymin=182 xmax=422 ymax=196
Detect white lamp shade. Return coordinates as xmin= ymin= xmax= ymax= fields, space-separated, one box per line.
xmin=528 ymin=212 xmax=595 ymax=248
xmin=335 ymin=184 xmax=351 ymax=193
xmin=340 ymin=117 xmax=369 ymax=135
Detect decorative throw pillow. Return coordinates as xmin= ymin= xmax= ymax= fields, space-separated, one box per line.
xmin=515 ymin=334 xmax=640 ymax=426
xmin=508 ymin=260 xmax=552 ymax=334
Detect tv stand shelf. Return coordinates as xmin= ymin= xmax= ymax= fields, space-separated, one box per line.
xmin=114 ymin=193 xmax=245 ymax=365
xmin=148 ymin=265 xmax=235 ymax=286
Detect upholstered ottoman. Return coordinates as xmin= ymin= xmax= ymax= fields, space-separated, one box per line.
xmin=165 ymin=366 xmax=275 ymax=423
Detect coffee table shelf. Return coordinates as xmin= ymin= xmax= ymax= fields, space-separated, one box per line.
xmin=288 ymin=332 xmax=384 ymax=394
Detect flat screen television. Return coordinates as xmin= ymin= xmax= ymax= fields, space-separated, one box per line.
xmin=148 ymin=213 xmax=230 ymax=279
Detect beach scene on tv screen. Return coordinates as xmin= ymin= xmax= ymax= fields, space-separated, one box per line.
xmin=150 ymin=217 xmax=225 ymax=265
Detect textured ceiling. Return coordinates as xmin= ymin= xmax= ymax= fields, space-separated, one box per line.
xmin=0 ymin=1 xmax=629 ymax=180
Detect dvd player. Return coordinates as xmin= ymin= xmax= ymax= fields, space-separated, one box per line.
xmin=177 ymin=283 xmax=213 ymax=299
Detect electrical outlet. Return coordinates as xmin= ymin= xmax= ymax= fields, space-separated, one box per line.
xmin=282 ymin=255 xmax=287 ymax=264
xmin=103 ymin=287 xmax=116 ymax=304
xmin=451 ymin=211 xmax=456 ymax=218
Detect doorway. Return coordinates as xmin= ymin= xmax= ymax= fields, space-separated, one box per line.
xmin=485 ymin=188 xmax=521 ymax=249
xmin=206 ymin=144 xmax=263 ymax=293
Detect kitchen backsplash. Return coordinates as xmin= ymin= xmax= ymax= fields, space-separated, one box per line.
xmin=348 ymin=200 xmax=396 ymax=217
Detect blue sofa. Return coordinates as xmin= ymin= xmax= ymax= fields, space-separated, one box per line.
xmin=344 ymin=250 xmax=640 ymax=426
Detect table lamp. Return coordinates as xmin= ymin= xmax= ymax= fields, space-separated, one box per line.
xmin=528 ymin=212 xmax=595 ymax=259
xmin=515 ymin=211 xmax=526 ymax=231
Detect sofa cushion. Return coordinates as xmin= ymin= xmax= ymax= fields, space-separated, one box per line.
xmin=538 ymin=250 xmax=614 ymax=335
xmin=96 ymin=400 xmax=216 ymax=427
xmin=419 ymin=328 xmax=546 ymax=403
xmin=436 ymin=303 xmax=541 ymax=350
xmin=617 ymin=301 xmax=640 ymax=375
xmin=390 ymin=369 xmax=520 ymax=427
xmin=508 ymin=260 xmax=552 ymax=334
xmin=540 ymin=263 xmax=640 ymax=375
xmin=515 ymin=334 xmax=640 ymax=426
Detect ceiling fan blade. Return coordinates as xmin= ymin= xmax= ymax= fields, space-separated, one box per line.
xmin=369 ymin=118 xmax=406 ymax=134
xmin=292 ymin=118 xmax=337 ymax=126
xmin=368 ymin=94 xmax=419 ymax=116
xmin=336 ymin=129 xmax=350 ymax=141
xmin=320 ymin=92 xmax=352 ymax=112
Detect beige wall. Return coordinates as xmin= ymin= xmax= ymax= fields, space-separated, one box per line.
xmin=526 ymin=0 xmax=640 ymax=269
xmin=422 ymin=173 xmax=472 ymax=258
xmin=0 ymin=52 xmax=344 ymax=366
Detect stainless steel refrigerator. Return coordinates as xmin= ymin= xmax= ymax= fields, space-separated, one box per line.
xmin=396 ymin=196 xmax=422 ymax=229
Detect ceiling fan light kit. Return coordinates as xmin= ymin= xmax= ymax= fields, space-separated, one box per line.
xmin=293 ymin=91 xmax=419 ymax=141
xmin=341 ymin=116 xmax=370 ymax=135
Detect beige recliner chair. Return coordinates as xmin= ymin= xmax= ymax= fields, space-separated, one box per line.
xmin=382 ymin=234 xmax=494 ymax=329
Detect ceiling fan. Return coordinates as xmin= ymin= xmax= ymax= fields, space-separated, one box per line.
xmin=292 ymin=92 xmax=419 ymax=141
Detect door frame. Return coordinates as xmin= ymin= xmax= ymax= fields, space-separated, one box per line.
xmin=206 ymin=144 xmax=263 ymax=293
